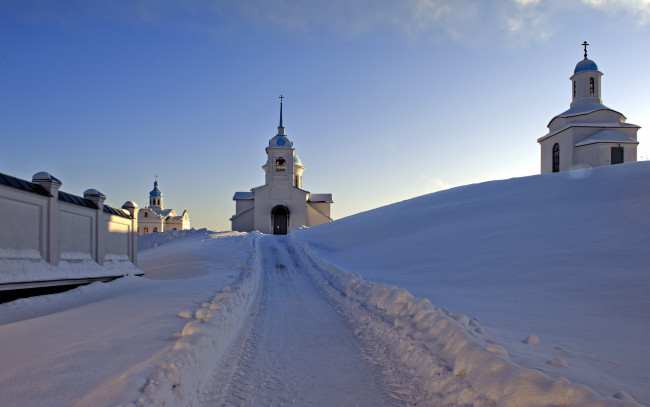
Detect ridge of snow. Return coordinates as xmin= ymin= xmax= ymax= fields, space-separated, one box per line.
xmin=137 ymin=228 xmax=242 ymax=251
xmin=291 ymin=234 xmax=641 ymax=407
xmin=0 ymin=255 xmax=139 ymax=284
xmin=80 ymin=232 xmax=264 ymax=406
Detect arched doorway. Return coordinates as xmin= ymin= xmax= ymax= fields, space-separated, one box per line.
xmin=272 ymin=206 xmax=289 ymax=235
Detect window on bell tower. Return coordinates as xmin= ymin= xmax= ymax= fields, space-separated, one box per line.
xmin=552 ymin=143 xmax=560 ymax=173
xmin=275 ymin=157 xmax=286 ymax=171
xmin=573 ymin=81 xmax=576 ymax=97
xmin=589 ymin=77 xmax=594 ymax=94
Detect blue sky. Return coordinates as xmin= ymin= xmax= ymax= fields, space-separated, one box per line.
xmin=2 ymin=0 xmax=649 ymax=231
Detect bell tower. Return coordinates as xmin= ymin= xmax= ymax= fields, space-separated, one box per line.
xmin=570 ymin=41 xmax=603 ymax=107
xmin=263 ymin=95 xmax=301 ymax=187
xmin=148 ymin=176 xmax=163 ymax=209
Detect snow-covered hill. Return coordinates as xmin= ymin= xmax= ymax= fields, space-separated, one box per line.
xmin=294 ymin=161 xmax=650 ymax=405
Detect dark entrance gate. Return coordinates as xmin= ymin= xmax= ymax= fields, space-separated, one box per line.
xmin=272 ymin=206 xmax=289 ymax=235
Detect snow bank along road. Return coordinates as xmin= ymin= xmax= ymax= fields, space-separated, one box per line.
xmin=141 ymin=233 xmax=640 ymax=407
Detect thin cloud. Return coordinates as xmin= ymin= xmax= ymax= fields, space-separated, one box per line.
xmin=2 ymin=0 xmax=648 ymax=45
xmin=582 ymin=0 xmax=650 ymax=26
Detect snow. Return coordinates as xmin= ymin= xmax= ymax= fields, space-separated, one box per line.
xmin=0 ymin=230 xmax=254 ymax=406
xmin=0 ymin=252 xmax=139 ymax=284
xmin=293 ymin=161 xmax=650 ymax=406
xmin=0 ymin=162 xmax=648 ymax=406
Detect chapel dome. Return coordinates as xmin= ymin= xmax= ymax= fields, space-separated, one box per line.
xmin=149 ymin=180 xmax=163 ymax=197
xmin=574 ymin=58 xmax=598 ymax=74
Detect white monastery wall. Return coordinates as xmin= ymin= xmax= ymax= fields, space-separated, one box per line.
xmin=0 ymin=171 xmax=139 ymax=286
xmin=106 ymin=213 xmax=133 ymax=260
xmin=59 ymin=204 xmax=94 ymax=259
xmin=0 ymin=187 xmax=46 ymax=257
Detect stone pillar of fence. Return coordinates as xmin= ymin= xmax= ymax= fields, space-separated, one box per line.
xmin=32 ymin=172 xmax=62 ymax=266
xmin=122 ymin=201 xmax=139 ymax=266
xmin=84 ymin=189 xmax=107 ymax=266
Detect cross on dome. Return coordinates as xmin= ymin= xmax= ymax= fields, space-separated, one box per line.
xmin=278 ymin=95 xmax=284 ymax=130
xmin=582 ymin=41 xmax=589 ymax=58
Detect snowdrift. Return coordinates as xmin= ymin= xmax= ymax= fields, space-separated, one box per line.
xmin=292 ymin=235 xmax=641 ymax=407
xmin=293 ymin=161 xmax=650 ymax=405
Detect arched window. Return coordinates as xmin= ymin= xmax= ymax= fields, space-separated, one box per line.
xmin=144 ymin=227 xmax=149 ymax=235
xmin=552 ymin=143 xmax=560 ymax=173
xmin=589 ymin=77 xmax=594 ymax=94
xmin=573 ymin=81 xmax=576 ymax=97
xmin=144 ymin=212 xmax=148 ymax=217
xmin=153 ymin=227 xmax=158 ymax=233
xmin=275 ymin=157 xmax=286 ymax=171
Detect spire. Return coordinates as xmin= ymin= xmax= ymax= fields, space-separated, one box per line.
xmin=277 ymin=94 xmax=285 ymax=135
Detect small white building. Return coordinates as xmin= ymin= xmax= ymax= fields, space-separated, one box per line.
xmin=231 ymin=98 xmax=333 ymax=234
xmin=538 ymin=43 xmax=640 ymax=173
xmin=138 ymin=178 xmax=190 ymax=235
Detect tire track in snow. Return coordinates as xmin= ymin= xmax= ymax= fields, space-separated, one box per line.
xmin=200 ymin=236 xmax=395 ymax=406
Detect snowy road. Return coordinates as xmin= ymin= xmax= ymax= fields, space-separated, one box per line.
xmin=200 ymin=236 xmax=396 ymax=406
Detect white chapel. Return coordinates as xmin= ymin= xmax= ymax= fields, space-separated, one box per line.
xmin=231 ymin=97 xmax=333 ymax=234
xmin=138 ymin=178 xmax=191 ymax=235
xmin=538 ymin=42 xmax=640 ymax=173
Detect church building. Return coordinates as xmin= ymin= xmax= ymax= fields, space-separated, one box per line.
xmin=138 ymin=178 xmax=190 ymax=235
xmin=538 ymin=42 xmax=640 ymax=173
xmin=231 ymin=97 xmax=333 ymax=234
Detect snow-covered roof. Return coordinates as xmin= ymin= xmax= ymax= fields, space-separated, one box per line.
xmin=32 ymin=171 xmax=61 ymax=184
xmin=538 ymin=121 xmax=640 ymax=143
xmin=555 ymin=102 xmax=617 ymax=118
xmin=575 ymin=130 xmax=638 ymax=147
xmin=309 ymin=193 xmax=333 ymax=203
xmin=574 ymin=57 xmax=598 ymax=74
xmin=546 ymin=103 xmax=626 ymax=130
xmin=229 ymin=205 xmax=254 ymax=221
xmin=233 ymin=192 xmax=254 ymax=200
xmin=145 ymin=208 xmax=174 ymax=218
xmin=84 ymin=189 xmax=105 ymax=198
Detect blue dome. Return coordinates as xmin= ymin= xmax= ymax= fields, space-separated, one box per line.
xmin=293 ymin=154 xmax=302 ymax=165
xmin=149 ymin=181 xmax=163 ymax=197
xmin=574 ymin=58 xmax=598 ymax=74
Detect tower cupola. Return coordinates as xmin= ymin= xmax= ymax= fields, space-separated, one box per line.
xmin=264 ymin=96 xmax=304 ymax=187
xmin=149 ymin=176 xmax=163 ymax=208
xmin=570 ymin=41 xmax=603 ymax=107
